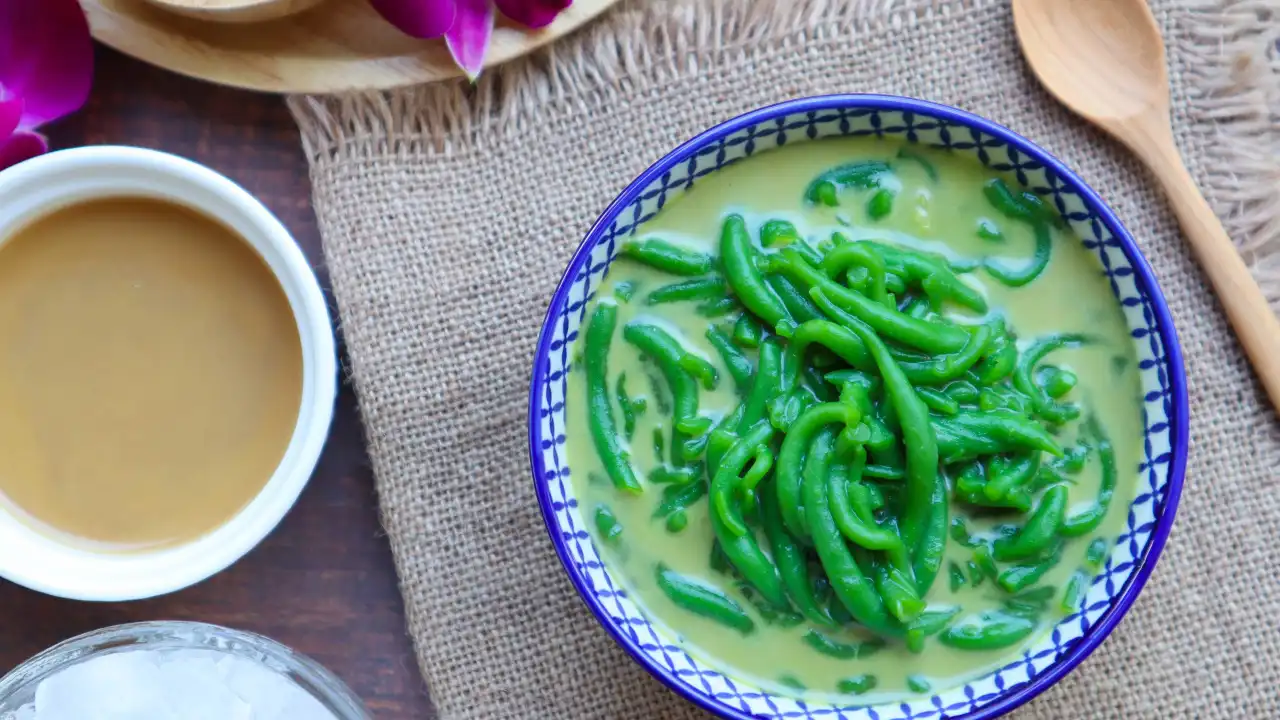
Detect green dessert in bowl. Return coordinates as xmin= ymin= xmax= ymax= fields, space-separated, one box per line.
xmin=531 ymin=96 xmax=1186 ymax=719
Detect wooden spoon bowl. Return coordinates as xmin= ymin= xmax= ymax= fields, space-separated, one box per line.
xmin=142 ymin=0 xmax=328 ymax=23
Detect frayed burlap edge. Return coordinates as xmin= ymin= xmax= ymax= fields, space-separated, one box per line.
xmin=288 ymin=0 xmax=1280 ymax=308
xmin=1177 ymin=0 xmax=1280 ymax=303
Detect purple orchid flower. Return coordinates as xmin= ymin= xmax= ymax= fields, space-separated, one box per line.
xmin=370 ymin=0 xmax=571 ymax=79
xmin=0 ymin=0 xmax=94 ymax=171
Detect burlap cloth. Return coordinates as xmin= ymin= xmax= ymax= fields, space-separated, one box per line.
xmin=287 ymin=1 xmax=1280 ymax=717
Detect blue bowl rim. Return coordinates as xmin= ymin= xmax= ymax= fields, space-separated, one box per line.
xmin=528 ymin=93 xmax=1190 ymax=720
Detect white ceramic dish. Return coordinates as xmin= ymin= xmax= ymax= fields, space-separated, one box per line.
xmin=141 ymin=0 xmax=328 ymax=23
xmin=0 ymin=146 xmax=337 ymax=601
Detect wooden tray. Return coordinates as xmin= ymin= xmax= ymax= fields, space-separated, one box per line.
xmin=83 ymin=0 xmax=620 ymax=94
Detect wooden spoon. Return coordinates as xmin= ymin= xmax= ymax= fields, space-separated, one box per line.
xmin=1013 ymin=0 xmax=1280 ymax=413
xmin=142 ymin=0 xmax=326 ymax=23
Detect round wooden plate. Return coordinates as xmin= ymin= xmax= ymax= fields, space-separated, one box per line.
xmin=83 ymin=0 xmax=620 ymax=94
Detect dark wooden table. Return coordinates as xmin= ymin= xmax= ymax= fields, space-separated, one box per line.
xmin=0 ymin=48 xmax=434 ymax=719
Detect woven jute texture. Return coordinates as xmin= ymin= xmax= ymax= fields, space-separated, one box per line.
xmin=288 ymin=1 xmax=1280 ymax=717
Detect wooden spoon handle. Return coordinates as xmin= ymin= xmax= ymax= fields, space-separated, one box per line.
xmin=1143 ymin=141 xmax=1280 ymax=413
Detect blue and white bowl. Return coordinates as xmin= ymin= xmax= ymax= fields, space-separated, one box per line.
xmin=529 ymin=95 xmax=1189 ymax=719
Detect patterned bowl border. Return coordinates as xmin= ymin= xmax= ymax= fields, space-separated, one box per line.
xmin=528 ymin=95 xmax=1189 ymax=720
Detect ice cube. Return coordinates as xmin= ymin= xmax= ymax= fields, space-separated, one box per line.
xmin=25 ymin=648 xmax=336 ymax=720
xmin=34 ymin=650 xmax=178 ymax=720
xmin=216 ymin=656 xmax=336 ymax=720
xmin=157 ymin=651 xmax=252 ymax=720
xmin=217 ymin=656 xmax=286 ymax=717
xmin=1 ymin=704 xmax=38 ymax=720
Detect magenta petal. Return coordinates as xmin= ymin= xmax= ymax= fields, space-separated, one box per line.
xmin=0 ymin=0 xmax=93 ymax=130
xmin=0 ymin=97 xmax=21 ymax=139
xmin=0 ymin=130 xmax=47 ymax=171
xmin=495 ymin=0 xmax=570 ymax=29
xmin=445 ymin=0 xmax=494 ymax=80
xmin=369 ymin=0 xmax=457 ymax=39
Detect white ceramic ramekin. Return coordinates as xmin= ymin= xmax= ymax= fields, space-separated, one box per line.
xmin=0 ymin=146 xmax=337 ymax=601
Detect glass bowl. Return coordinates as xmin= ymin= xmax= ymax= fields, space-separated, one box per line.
xmin=0 ymin=621 xmax=369 ymax=719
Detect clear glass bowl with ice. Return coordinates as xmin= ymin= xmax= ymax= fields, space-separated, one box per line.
xmin=0 ymin=621 xmax=369 ymax=720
